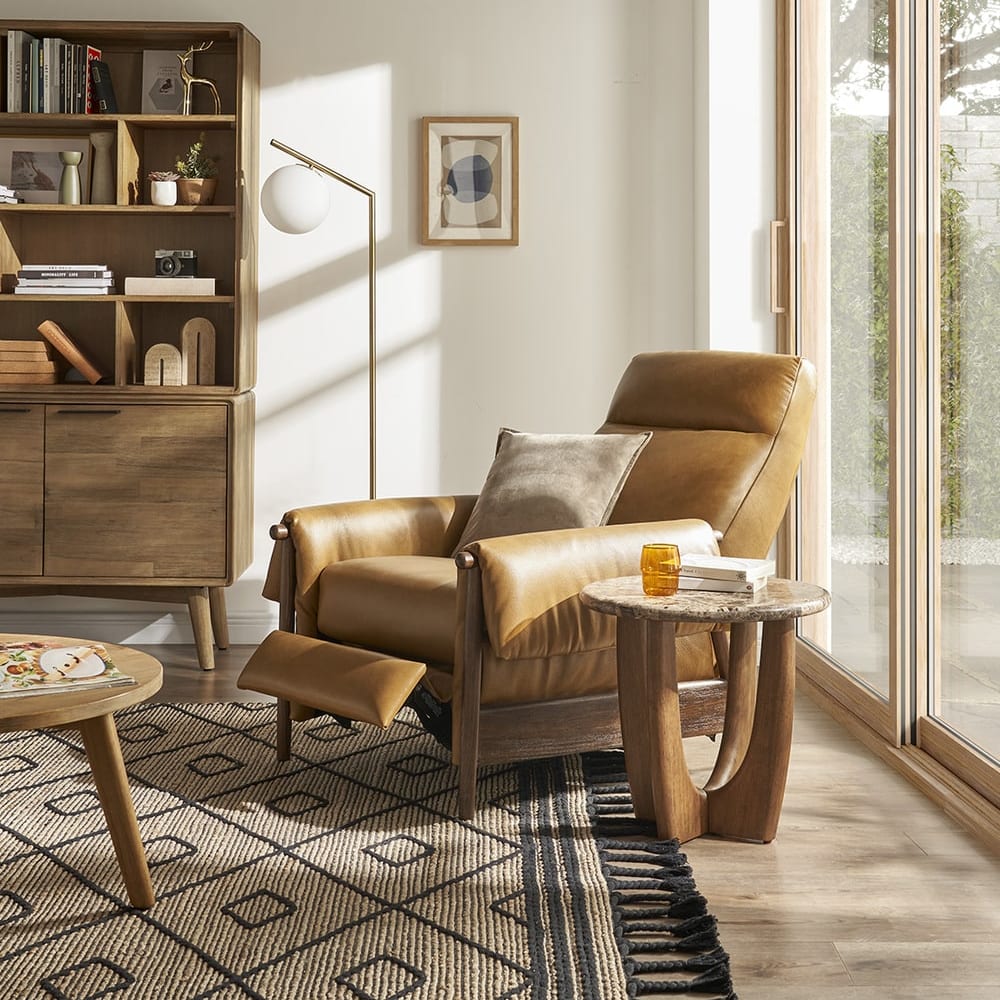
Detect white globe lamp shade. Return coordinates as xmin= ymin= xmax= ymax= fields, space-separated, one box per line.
xmin=261 ymin=164 xmax=330 ymax=234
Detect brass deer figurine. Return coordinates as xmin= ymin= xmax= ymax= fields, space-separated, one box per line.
xmin=178 ymin=42 xmax=222 ymax=115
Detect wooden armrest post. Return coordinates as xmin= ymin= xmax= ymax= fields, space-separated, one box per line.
xmin=270 ymin=522 xmax=296 ymax=634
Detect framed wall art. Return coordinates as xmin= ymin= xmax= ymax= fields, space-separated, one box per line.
xmin=0 ymin=135 xmax=92 ymax=204
xmin=421 ymin=116 xmax=518 ymax=245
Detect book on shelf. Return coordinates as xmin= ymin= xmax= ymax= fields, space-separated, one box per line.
xmin=141 ymin=50 xmax=184 ymax=114
xmin=678 ymin=554 xmax=775 ymax=583
xmin=124 ymin=276 xmax=217 ymax=295
xmin=677 ymin=575 xmax=766 ymax=595
xmin=17 ymin=277 xmax=114 ymax=288
xmin=17 ymin=269 xmax=112 ymax=279
xmin=0 ymin=358 xmax=57 ymax=373
xmin=89 ymin=59 xmax=118 ymax=113
xmin=0 ymin=339 xmax=50 ymax=358
xmin=14 ymin=285 xmax=110 ymax=295
xmin=0 ymin=372 xmax=58 ymax=385
xmin=19 ymin=263 xmax=110 ymax=271
xmin=84 ymin=45 xmax=102 ymax=113
xmin=0 ymin=195 xmax=24 ymax=204
xmin=0 ymin=640 xmax=135 ymax=699
xmin=36 ymin=319 xmax=103 ymax=384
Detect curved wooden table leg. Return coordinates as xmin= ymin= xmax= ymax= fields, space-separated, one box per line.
xmin=645 ymin=619 xmax=707 ymax=842
xmin=187 ymin=587 xmax=216 ymax=671
xmin=615 ymin=618 xmax=655 ymax=820
xmin=707 ymin=618 xmax=796 ymax=842
xmin=78 ymin=713 xmax=155 ymax=909
xmin=704 ymin=621 xmax=758 ymax=791
xmin=208 ymin=587 xmax=230 ymax=650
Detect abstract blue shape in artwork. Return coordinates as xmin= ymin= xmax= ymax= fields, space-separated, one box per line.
xmin=446 ymin=154 xmax=493 ymax=203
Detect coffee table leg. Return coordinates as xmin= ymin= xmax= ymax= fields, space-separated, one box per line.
xmin=645 ymin=619 xmax=707 ymax=842
xmin=707 ymin=618 xmax=796 ymax=842
xmin=78 ymin=713 xmax=155 ymax=909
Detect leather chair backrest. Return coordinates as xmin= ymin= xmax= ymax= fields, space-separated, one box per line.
xmin=598 ymin=350 xmax=816 ymax=557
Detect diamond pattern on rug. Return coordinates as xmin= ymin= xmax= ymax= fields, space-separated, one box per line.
xmin=0 ymin=702 xmax=735 ymax=1000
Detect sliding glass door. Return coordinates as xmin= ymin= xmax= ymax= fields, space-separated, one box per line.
xmin=786 ymin=0 xmax=1000 ymax=810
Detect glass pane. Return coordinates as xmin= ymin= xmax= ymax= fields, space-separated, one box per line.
xmin=803 ymin=0 xmax=891 ymax=695
xmin=935 ymin=0 xmax=1000 ymax=761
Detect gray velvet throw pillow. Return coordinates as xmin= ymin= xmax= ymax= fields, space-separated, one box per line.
xmin=454 ymin=428 xmax=652 ymax=552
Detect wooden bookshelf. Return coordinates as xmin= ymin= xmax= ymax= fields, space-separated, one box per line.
xmin=0 ymin=21 xmax=260 ymax=670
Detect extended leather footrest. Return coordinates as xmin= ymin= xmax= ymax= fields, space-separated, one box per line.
xmin=237 ymin=630 xmax=426 ymax=730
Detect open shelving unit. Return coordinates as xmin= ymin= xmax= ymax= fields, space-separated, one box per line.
xmin=0 ymin=21 xmax=260 ymax=669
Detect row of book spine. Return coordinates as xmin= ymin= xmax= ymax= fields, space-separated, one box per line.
xmin=13 ymin=263 xmax=113 ymax=296
xmin=5 ymin=31 xmax=104 ymax=114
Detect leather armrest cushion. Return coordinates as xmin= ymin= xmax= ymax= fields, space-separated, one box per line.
xmin=463 ymin=519 xmax=719 ymax=659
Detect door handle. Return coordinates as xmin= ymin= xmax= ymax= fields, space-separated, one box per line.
xmin=770 ymin=219 xmax=787 ymax=315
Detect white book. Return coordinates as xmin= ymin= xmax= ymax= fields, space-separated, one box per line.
xmin=18 ymin=277 xmax=114 ymax=287
xmin=679 ymin=554 xmax=775 ymax=583
xmin=124 ymin=276 xmax=216 ymax=295
xmin=19 ymin=263 xmax=109 ymax=270
xmin=13 ymin=285 xmax=110 ymax=295
xmin=677 ymin=575 xmax=766 ymax=595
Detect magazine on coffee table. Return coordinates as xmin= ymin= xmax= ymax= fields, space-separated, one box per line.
xmin=0 ymin=640 xmax=135 ymax=698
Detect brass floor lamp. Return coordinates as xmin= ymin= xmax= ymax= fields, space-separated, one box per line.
xmin=260 ymin=138 xmax=377 ymax=499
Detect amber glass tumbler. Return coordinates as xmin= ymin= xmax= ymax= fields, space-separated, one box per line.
xmin=641 ymin=543 xmax=681 ymax=596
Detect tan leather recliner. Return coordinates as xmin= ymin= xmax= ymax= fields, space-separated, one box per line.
xmin=263 ymin=350 xmax=817 ymax=817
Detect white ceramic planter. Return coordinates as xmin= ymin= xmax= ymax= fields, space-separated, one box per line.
xmin=150 ymin=180 xmax=178 ymax=206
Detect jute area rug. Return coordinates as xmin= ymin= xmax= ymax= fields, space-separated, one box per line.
xmin=1 ymin=702 xmax=736 ymax=1000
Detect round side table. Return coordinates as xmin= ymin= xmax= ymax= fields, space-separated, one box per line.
xmin=579 ymin=578 xmax=829 ymax=844
xmin=0 ymin=635 xmax=163 ymax=908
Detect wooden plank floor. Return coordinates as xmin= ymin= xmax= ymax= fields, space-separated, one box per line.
xmin=142 ymin=644 xmax=1000 ymax=999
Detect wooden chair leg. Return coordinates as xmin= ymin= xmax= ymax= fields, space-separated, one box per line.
xmin=208 ymin=587 xmax=229 ymax=649
xmin=187 ymin=588 xmax=215 ymax=671
xmin=276 ymin=698 xmax=291 ymax=761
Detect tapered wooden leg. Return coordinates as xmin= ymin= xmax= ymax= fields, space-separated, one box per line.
xmin=644 ymin=620 xmax=707 ymax=842
xmin=276 ymin=697 xmax=291 ymax=761
xmin=78 ymin=713 xmax=154 ymax=909
xmin=187 ymin=588 xmax=215 ymax=671
xmin=208 ymin=587 xmax=230 ymax=650
xmin=704 ymin=621 xmax=758 ymax=791
xmin=707 ymin=618 xmax=796 ymax=842
xmin=615 ymin=618 xmax=655 ymax=820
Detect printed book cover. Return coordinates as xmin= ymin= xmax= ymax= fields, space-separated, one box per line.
xmin=679 ymin=554 xmax=775 ymax=582
xmin=0 ymin=640 xmax=134 ymax=698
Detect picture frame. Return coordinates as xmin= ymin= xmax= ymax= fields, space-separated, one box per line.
xmin=0 ymin=135 xmax=92 ymax=204
xmin=421 ymin=116 xmax=518 ymax=245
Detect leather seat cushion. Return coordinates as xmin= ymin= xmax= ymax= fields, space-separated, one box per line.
xmin=317 ymin=556 xmax=458 ymax=665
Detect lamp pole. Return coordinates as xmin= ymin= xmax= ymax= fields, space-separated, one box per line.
xmin=268 ymin=138 xmax=377 ymax=500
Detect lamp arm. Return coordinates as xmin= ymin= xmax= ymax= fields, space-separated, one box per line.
xmin=269 ymin=137 xmax=377 ymax=500
xmin=269 ymin=138 xmax=375 ymax=199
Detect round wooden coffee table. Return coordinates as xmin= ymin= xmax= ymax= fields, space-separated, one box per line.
xmin=580 ymin=578 xmax=830 ymax=844
xmin=0 ymin=635 xmax=162 ymax=908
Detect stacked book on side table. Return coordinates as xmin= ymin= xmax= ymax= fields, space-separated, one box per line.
xmin=0 ymin=184 xmax=22 ymax=204
xmin=678 ymin=554 xmax=775 ymax=594
xmin=14 ymin=263 xmax=114 ymax=296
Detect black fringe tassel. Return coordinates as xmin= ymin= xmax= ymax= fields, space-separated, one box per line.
xmin=582 ymin=751 xmax=739 ymax=1000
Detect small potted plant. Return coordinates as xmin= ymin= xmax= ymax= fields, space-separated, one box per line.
xmin=147 ymin=170 xmax=180 ymax=207
xmin=174 ymin=133 xmax=220 ymax=205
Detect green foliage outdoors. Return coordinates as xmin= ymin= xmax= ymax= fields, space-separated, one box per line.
xmin=830 ymin=0 xmax=1000 ymax=540
xmin=830 ymin=124 xmax=1000 ymax=539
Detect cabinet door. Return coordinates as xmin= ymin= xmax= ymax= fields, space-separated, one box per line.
xmin=44 ymin=404 xmax=228 ymax=580
xmin=0 ymin=406 xmax=44 ymax=575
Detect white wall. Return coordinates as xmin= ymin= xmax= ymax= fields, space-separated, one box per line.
xmin=0 ymin=0 xmax=774 ymax=643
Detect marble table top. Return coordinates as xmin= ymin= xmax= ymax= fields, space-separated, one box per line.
xmin=579 ymin=576 xmax=831 ymax=624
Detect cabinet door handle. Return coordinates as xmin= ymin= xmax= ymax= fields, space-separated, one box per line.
xmin=0 ymin=407 xmax=31 ymax=414
xmin=53 ymin=409 xmax=122 ymax=416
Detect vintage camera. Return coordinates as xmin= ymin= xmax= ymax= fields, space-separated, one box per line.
xmin=154 ymin=248 xmax=198 ymax=277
